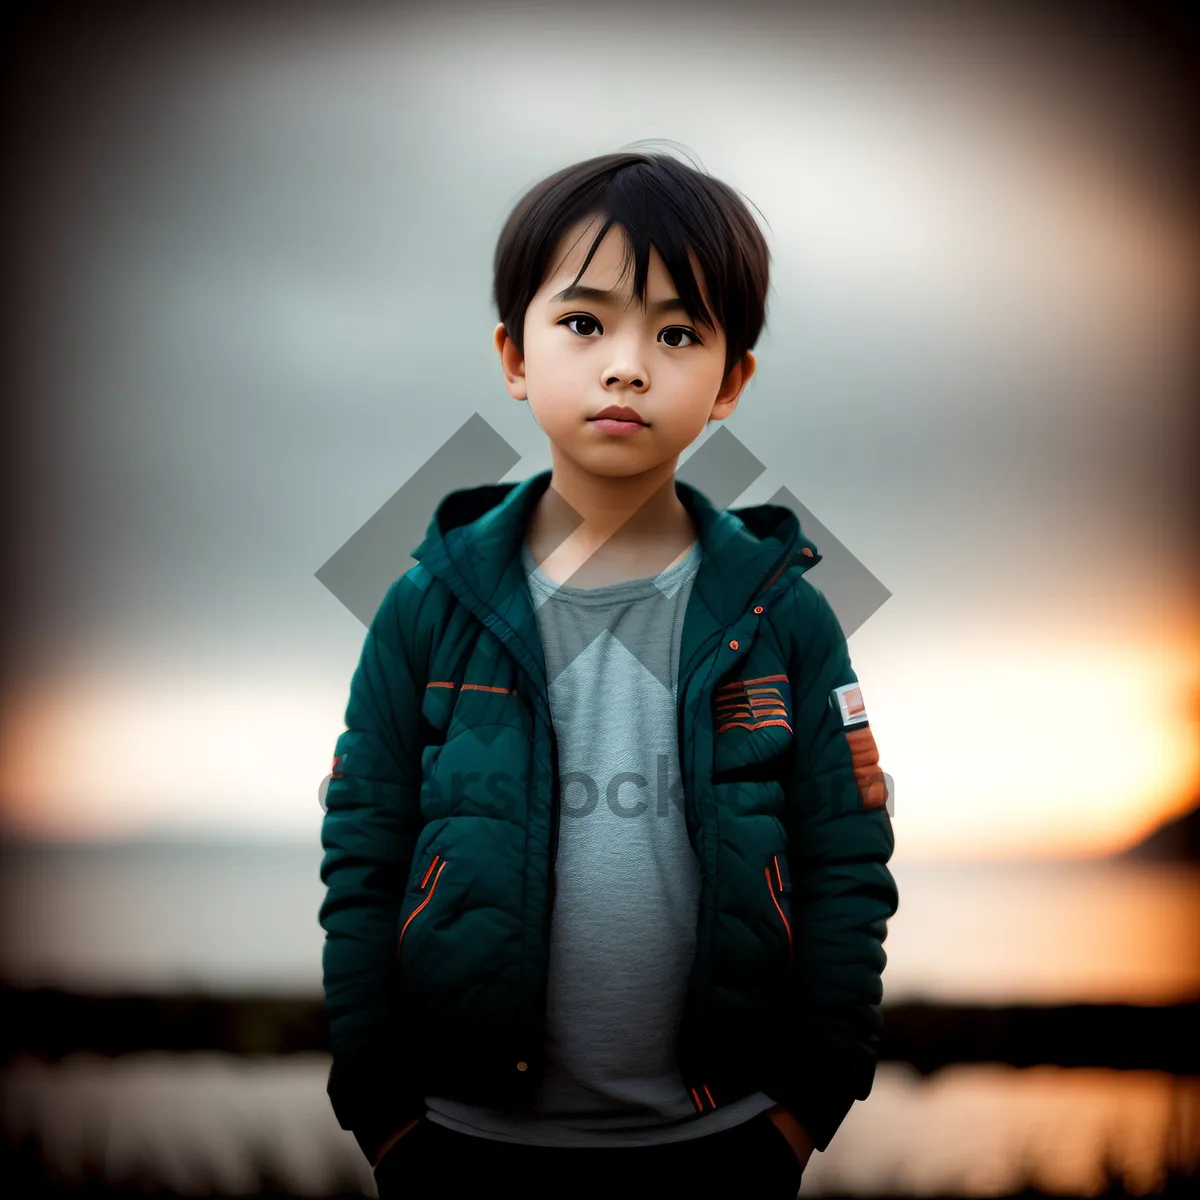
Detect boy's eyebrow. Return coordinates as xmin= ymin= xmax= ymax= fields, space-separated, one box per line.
xmin=549 ymin=283 xmax=690 ymax=315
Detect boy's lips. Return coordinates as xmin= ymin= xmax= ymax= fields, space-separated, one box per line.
xmin=590 ymin=404 xmax=647 ymax=424
xmin=589 ymin=417 xmax=649 ymax=437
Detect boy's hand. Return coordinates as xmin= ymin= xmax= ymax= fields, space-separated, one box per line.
xmin=765 ymin=1104 xmax=815 ymax=1171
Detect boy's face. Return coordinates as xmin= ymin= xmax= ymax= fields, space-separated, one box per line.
xmin=495 ymin=216 xmax=755 ymax=478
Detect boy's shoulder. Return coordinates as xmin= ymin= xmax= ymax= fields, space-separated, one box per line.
xmin=380 ymin=559 xmax=444 ymax=621
xmin=762 ymin=558 xmax=844 ymax=651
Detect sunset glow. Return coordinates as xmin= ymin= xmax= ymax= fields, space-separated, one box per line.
xmin=2 ymin=626 xmax=1196 ymax=858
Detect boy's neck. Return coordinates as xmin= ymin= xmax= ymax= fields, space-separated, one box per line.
xmin=524 ymin=454 xmax=697 ymax=588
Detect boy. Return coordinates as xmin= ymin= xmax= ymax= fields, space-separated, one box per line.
xmin=319 ymin=149 xmax=898 ymax=1200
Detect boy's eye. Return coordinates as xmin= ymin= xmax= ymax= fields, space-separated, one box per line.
xmin=557 ymin=315 xmax=702 ymax=348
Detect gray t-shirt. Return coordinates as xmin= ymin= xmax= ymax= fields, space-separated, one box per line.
xmin=424 ymin=537 xmax=776 ymax=1146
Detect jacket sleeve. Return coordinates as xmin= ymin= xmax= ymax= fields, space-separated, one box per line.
xmin=773 ymin=580 xmax=899 ymax=1153
xmin=318 ymin=573 xmax=427 ymax=1164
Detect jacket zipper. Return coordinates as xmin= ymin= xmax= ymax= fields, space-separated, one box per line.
xmin=543 ymin=710 xmax=559 ymax=975
xmin=557 ymin=549 xmax=799 ymax=1105
xmin=548 ymin=718 xmax=559 ymax=915
xmin=678 ymin=607 xmax=769 ymax=1115
xmin=765 ymin=855 xmax=793 ymax=970
xmin=532 ymin=702 xmax=559 ymax=1081
xmin=397 ymin=854 xmax=446 ymax=960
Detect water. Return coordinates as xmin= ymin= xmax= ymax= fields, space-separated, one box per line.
xmin=1 ymin=841 xmax=1197 ymax=1195
xmin=3 ymin=1055 xmax=1196 ymax=1197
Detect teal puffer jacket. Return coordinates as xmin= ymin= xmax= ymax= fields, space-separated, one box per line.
xmin=319 ymin=469 xmax=898 ymax=1163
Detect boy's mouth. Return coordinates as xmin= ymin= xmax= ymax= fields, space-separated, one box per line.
xmin=589 ymin=418 xmax=649 ymax=437
xmin=590 ymin=405 xmax=648 ymax=424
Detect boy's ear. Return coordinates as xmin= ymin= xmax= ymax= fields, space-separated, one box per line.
xmin=709 ymin=351 xmax=757 ymax=423
xmin=494 ymin=322 xmax=528 ymax=401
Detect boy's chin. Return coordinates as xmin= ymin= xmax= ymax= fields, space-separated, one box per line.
xmin=560 ymin=448 xmax=677 ymax=479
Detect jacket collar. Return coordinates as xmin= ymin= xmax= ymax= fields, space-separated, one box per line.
xmin=413 ymin=468 xmax=820 ymax=691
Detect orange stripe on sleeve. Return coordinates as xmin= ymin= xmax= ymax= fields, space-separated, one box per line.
xmin=845 ymin=726 xmax=888 ymax=809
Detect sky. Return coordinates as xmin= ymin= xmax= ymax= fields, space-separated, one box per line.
xmin=0 ymin=0 xmax=1196 ymax=859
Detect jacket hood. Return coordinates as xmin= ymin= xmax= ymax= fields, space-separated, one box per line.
xmin=412 ymin=468 xmax=821 ymax=686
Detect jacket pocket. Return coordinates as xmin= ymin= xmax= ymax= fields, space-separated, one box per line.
xmin=397 ymin=853 xmax=447 ymax=961
xmin=765 ymin=853 xmax=793 ymax=972
xmin=714 ymin=674 xmax=792 ymax=736
xmin=712 ymin=674 xmax=793 ymax=783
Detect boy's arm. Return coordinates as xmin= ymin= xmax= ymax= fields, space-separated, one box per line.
xmin=773 ymin=582 xmax=899 ymax=1153
xmin=319 ymin=575 xmax=426 ymax=1165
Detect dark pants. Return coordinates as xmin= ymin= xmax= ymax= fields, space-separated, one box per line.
xmin=372 ymin=1109 xmax=806 ymax=1199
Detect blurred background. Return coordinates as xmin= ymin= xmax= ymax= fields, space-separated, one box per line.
xmin=1 ymin=0 xmax=1197 ymax=1196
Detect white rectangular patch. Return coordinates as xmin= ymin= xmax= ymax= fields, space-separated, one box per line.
xmin=831 ymin=682 xmax=869 ymax=727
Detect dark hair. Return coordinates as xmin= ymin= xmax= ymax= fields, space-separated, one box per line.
xmin=492 ymin=142 xmax=771 ymax=383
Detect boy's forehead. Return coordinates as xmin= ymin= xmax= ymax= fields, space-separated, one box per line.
xmin=541 ymin=221 xmax=709 ymax=304
xmin=548 ymin=222 xmax=639 ymax=281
